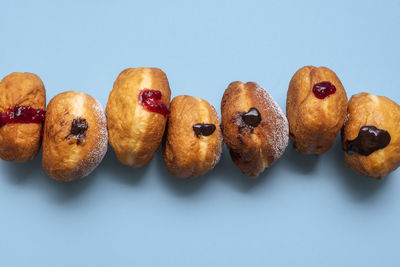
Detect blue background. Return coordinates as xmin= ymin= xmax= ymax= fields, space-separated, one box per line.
xmin=1 ymin=0 xmax=399 ymax=266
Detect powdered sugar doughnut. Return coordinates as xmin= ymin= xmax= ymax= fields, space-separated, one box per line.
xmin=221 ymin=81 xmax=289 ymax=177
xmin=42 ymin=91 xmax=108 ymax=182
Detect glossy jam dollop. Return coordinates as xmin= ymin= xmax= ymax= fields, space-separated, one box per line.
xmin=0 ymin=106 xmax=46 ymax=127
xmin=139 ymin=89 xmax=170 ymax=116
xmin=312 ymin=81 xmax=336 ymax=99
xmin=65 ymin=118 xmax=88 ymax=145
xmin=193 ymin=123 xmax=216 ymax=137
xmin=345 ymin=126 xmax=391 ymax=156
xmin=241 ymin=107 xmax=261 ymax=127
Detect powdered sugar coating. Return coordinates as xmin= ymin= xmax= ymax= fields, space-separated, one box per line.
xmin=207 ymin=104 xmax=222 ymax=169
xmin=343 ymin=113 xmax=349 ymax=127
xmin=81 ymin=98 xmax=108 ymax=178
xmin=42 ymin=91 xmax=109 ymax=181
xmin=253 ymin=83 xmax=289 ymax=164
xmin=221 ymin=81 xmax=289 ymax=177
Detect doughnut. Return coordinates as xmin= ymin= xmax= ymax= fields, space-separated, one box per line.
xmin=286 ymin=66 xmax=348 ymax=154
xmin=341 ymin=93 xmax=400 ymax=179
xmin=0 ymin=72 xmax=46 ymax=162
xmin=163 ymin=95 xmax=222 ymax=178
xmin=221 ymin=81 xmax=289 ymax=177
xmin=42 ymin=91 xmax=107 ymax=182
xmin=106 ymin=67 xmax=171 ymax=167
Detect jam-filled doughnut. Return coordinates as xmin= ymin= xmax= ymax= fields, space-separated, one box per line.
xmin=106 ymin=67 xmax=171 ymax=167
xmin=221 ymin=81 xmax=289 ymax=177
xmin=163 ymin=95 xmax=222 ymax=178
xmin=42 ymin=91 xmax=107 ymax=182
xmin=342 ymin=93 xmax=400 ymax=179
xmin=286 ymin=66 xmax=348 ymax=154
xmin=0 ymin=72 xmax=46 ymax=162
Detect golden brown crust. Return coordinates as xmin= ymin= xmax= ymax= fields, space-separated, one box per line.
xmin=342 ymin=93 xmax=400 ymax=179
xmin=221 ymin=81 xmax=289 ymax=177
xmin=42 ymin=91 xmax=108 ymax=182
xmin=286 ymin=66 xmax=348 ymax=154
xmin=163 ymin=95 xmax=222 ymax=178
xmin=106 ymin=68 xmax=171 ymax=167
xmin=0 ymin=72 xmax=46 ymax=162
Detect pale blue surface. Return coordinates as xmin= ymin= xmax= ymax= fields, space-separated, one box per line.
xmin=0 ymin=0 xmax=399 ymax=266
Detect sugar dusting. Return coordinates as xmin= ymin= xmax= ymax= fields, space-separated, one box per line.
xmin=81 ymin=98 xmax=108 ymax=177
xmin=252 ymin=83 xmax=289 ymax=162
xmin=343 ymin=113 xmax=349 ymax=127
xmin=194 ymin=98 xmax=222 ymax=175
xmin=209 ymin=104 xmax=223 ymax=169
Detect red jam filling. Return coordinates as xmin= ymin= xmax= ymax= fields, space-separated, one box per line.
xmin=0 ymin=106 xmax=46 ymax=127
xmin=312 ymin=81 xmax=336 ymax=99
xmin=139 ymin=89 xmax=170 ymax=116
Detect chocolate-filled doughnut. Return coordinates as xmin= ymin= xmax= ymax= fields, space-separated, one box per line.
xmin=286 ymin=66 xmax=348 ymax=154
xmin=0 ymin=72 xmax=46 ymax=162
xmin=221 ymin=81 xmax=289 ymax=177
xmin=163 ymin=95 xmax=222 ymax=178
xmin=342 ymin=93 xmax=400 ymax=179
xmin=42 ymin=91 xmax=107 ymax=182
xmin=106 ymin=68 xmax=171 ymax=167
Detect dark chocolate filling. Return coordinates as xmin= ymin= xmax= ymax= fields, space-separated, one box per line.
xmin=193 ymin=123 xmax=216 ymax=137
xmin=345 ymin=126 xmax=391 ymax=156
xmin=65 ymin=118 xmax=88 ymax=145
xmin=241 ymin=107 xmax=261 ymax=128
